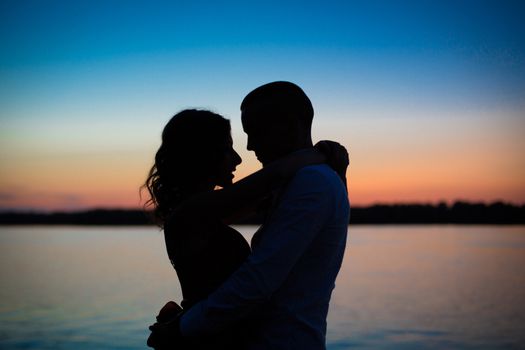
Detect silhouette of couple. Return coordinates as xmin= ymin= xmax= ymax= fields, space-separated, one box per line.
xmin=145 ymin=81 xmax=350 ymax=349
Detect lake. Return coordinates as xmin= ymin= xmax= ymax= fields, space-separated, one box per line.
xmin=1 ymin=225 xmax=524 ymax=349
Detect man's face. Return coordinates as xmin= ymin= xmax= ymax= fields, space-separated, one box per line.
xmin=241 ymin=108 xmax=290 ymax=166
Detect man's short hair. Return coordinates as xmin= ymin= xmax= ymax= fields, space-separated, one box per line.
xmin=241 ymin=81 xmax=314 ymax=126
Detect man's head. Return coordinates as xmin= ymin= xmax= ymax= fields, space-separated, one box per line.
xmin=241 ymin=81 xmax=314 ymax=165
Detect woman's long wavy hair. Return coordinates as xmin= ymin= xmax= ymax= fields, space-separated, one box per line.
xmin=143 ymin=109 xmax=231 ymax=227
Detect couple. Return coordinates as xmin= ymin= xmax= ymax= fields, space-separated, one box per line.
xmin=145 ymin=81 xmax=350 ymax=349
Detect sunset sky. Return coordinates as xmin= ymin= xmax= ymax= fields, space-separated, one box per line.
xmin=1 ymin=0 xmax=524 ymax=211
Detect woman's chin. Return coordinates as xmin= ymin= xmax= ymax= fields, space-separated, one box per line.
xmin=217 ymin=179 xmax=233 ymax=188
xmin=216 ymin=173 xmax=235 ymax=188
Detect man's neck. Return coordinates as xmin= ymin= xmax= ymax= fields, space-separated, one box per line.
xmin=291 ymin=140 xmax=313 ymax=152
xmin=262 ymin=142 xmax=314 ymax=167
xmin=289 ymin=132 xmax=313 ymax=151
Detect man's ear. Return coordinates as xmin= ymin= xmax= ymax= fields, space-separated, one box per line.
xmin=274 ymin=115 xmax=295 ymax=132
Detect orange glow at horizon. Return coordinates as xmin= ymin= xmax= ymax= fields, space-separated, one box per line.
xmin=1 ymin=147 xmax=524 ymax=211
xmin=1 ymin=109 xmax=524 ymax=211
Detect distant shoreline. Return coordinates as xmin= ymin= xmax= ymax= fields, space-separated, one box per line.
xmin=1 ymin=202 xmax=524 ymax=225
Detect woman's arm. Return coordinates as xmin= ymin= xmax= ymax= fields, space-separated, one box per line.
xmin=177 ymin=148 xmax=325 ymax=221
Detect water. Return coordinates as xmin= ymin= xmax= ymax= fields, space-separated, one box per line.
xmin=1 ymin=225 xmax=524 ymax=349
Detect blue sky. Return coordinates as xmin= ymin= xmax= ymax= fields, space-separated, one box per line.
xmin=2 ymin=1 xmax=522 ymax=116
xmin=2 ymin=0 xmax=524 ymax=121
xmin=1 ymin=0 xmax=524 ymax=209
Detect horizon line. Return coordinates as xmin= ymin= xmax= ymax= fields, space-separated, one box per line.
xmin=1 ymin=199 xmax=524 ymax=214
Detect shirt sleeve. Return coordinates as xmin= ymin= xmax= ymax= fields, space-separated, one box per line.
xmin=180 ymin=166 xmax=333 ymax=336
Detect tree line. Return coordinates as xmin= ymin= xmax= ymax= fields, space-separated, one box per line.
xmin=0 ymin=201 xmax=523 ymax=225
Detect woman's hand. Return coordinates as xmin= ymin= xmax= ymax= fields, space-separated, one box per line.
xmin=156 ymin=301 xmax=183 ymax=323
xmin=147 ymin=301 xmax=185 ymax=349
xmin=315 ymin=140 xmax=349 ymax=186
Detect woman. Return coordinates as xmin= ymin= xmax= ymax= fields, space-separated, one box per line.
xmin=144 ymin=109 xmax=348 ymax=349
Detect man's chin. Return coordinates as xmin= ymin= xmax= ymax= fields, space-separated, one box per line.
xmin=259 ymin=155 xmax=281 ymax=167
xmin=256 ymin=155 xmax=270 ymax=166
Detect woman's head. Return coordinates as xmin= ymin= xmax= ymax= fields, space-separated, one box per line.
xmin=144 ymin=109 xmax=241 ymax=226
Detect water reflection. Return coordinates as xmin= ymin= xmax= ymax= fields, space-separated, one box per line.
xmin=0 ymin=225 xmax=524 ymax=349
xmin=328 ymin=226 xmax=525 ymax=349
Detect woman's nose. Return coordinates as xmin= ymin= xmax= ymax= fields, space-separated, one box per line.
xmin=234 ymin=150 xmax=242 ymax=166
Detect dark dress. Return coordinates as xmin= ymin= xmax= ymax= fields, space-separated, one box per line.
xmin=163 ymin=212 xmax=251 ymax=349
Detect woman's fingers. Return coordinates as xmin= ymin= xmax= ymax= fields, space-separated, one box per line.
xmin=157 ymin=301 xmax=183 ymax=322
xmin=315 ymin=140 xmax=349 ymax=171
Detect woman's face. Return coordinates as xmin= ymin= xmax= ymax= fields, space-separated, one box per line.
xmin=215 ymin=135 xmax=242 ymax=188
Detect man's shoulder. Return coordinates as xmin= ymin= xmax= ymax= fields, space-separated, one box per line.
xmin=294 ymin=164 xmax=343 ymax=186
xmin=286 ymin=164 xmax=347 ymax=199
xmin=296 ymin=163 xmax=335 ymax=175
xmin=291 ymin=165 xmax=350 ymax=222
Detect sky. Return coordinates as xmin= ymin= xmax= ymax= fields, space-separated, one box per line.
xmin=1 ymin=0 xmax=524 ymax=211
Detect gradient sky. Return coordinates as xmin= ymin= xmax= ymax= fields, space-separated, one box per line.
xmin=1 ymin=0 xmax=524 ymax=211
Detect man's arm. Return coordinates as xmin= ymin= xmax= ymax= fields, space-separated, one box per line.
xmin=179 ymin=166 xmax=334 ymax=336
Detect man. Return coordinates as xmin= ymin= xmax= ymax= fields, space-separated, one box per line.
xmin=152 ymin=81 xmax=350 ymax=349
